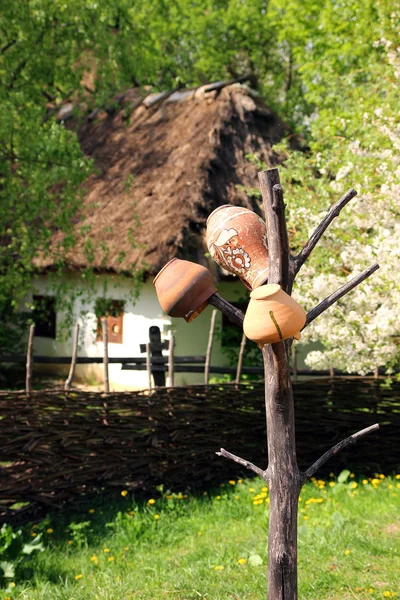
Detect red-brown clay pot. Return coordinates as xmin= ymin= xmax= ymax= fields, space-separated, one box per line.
xmin=153 ymin=258 xmax=217 ymax=322
xmin=206 ymin=205 xmax=269 ymax=289
xmin=243 ymin=284 xmax=306 ymax=346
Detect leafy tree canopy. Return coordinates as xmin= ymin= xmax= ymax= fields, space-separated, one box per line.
xmin=1 ymin=0 xmax=399 ymax=372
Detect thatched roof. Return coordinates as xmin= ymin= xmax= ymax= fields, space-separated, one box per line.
xmin=40 ymin=83 xmax=290 ymax=276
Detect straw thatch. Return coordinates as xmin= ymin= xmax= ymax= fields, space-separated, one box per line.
xmin=38 ymin=83 xmax=290 ymax=275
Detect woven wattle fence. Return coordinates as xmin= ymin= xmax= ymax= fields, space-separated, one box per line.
xmin=0 ymin=377 xmax=398 ymax=524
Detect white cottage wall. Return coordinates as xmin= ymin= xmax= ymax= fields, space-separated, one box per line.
xmin=28 ymin=274 xmax=247 ymax=389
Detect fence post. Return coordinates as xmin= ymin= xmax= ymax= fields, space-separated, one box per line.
xmin=204 ymin=310 xmax=217 ymax=385
xmin=26 ymin=324 xmax=35 ymax=397
xmin=146 ymin=342 xmax=152 ymax=391
xmin=102 ymin=318 xmax=110 ymax=394
xmin=168 ymin=334 xmax=175 ymax=387
xmin=64 ymin=323 xmax=80 ymax=391
xmin=235 ymin=331 xmax=247 ymax=386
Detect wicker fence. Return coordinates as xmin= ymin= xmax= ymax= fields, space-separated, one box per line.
xmin=0 ymin=377 xmax=399 ymax=524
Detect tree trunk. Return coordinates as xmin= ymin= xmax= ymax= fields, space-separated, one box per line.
xmin=263 ymin=343 xmax=302 ymax=599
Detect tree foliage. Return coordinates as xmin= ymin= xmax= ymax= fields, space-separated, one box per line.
xmin=1 ymin=0 xmax=399 ymax=371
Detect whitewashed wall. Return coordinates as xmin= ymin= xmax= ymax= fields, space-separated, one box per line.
xmin=28 ymin=274 xmax=247 ymax=390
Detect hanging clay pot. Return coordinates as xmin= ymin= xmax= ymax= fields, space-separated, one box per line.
xmin=153 ymin=258 xmax=217 ymax=322
xmin=206 ymin=205 xmax=269 ymax=289
xmin=243 ymin=284 xmax=306 ymax=346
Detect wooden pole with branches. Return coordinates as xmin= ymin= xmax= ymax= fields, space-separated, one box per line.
xmin=214 ymin=168 xmax=380 ymax=599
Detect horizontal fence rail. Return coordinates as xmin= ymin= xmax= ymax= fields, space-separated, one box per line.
xmin=0 ymin=377 xmax=398 ymax=525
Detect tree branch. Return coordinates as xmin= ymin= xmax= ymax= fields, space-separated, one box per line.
xmin=303 ymin=262 xmax=379 ymax=328
xmin=216 ymin=448 xmax=266 ymax=478
xmin=304 ymin=423 xmax=379 ymax=480
xmin=208 ymin=293 xmax=244 ymax=328
xmin=294 ymin=188 xmax=358 ymax=274
xmin=258 ymin=170 xmax=290 ymax=290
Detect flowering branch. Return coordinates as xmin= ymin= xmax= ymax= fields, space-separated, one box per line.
xmin=304 ymin=423 xmax=379 ymax=480
xmin=303 ymin=262 xmax=380 ymax=329
xmin=293 ymin=188 xmax=358 ymax=274
xmin=216 ymin=448 xmax=266 ymax=478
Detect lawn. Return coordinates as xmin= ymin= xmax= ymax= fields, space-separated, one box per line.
xmin=2 ymin=472 xmax=399 ymax=600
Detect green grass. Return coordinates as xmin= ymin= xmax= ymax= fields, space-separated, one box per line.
xmin=4 ymin=473 xmax=400 ymax=600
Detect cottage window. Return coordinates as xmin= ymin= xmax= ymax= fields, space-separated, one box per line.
xmin=96 ymin=299 xmax=125 ymax=345
xmin=32 ymin=295 xmax=57 ymax=339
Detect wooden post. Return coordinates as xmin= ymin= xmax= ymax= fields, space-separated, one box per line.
xmin=101 ymin=318 xmax=110 ymax=394
xmin=374 ymin=366 xmax=379 ymax=379
xmin=215 ymin=169 xmax=380 ymax=600
xmin=168 ymin=334 xmax=175 ymax=387
xmin=146 ymin=343 xmax=152 ymax=391
xmin=259 ymin=168 xmax=302 ymax=600
xmin=204 ymin=310 xmax=217 ymax=385
xmin=64 ymin=323 xmax=80 ymax=391
xmin=26 ymin=324 xmax=35 ymax=397
xmin=329 ymin=364 xmax=335 ymax=378
xmin=235 ymin=331 xmax=247 ymax=386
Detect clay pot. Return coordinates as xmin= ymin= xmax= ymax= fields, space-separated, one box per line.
xmin=153 ymin=258 xmax=217 ymax=322
xmin=206 ymin=205 xmax=269 ymax=289
xmin=243 ymin=284 xmax=306 ymax=346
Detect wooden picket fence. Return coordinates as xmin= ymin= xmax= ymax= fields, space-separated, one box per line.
xmin=0 ymin=377 xmax=398 ymax=525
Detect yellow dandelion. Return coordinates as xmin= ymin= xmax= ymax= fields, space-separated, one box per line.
xmin=368 ymin=589 xmax=374 ymax=594
xmin=379 ymin=473 xmax=385 ymax=479
xmin=215 ymin=565 xmax=224 ymax=571
xmin=238 ymin=558 xmax=247 ymax=565
xmin=362 ymin=479 xmax=368 ymax=484
xmin=298 ymin=497 xmax=302 ymax=501
xmin=238 ymin=479 xmax=243 ymax=483
xmin=90 ymin=555 xmax=98 ymax=562
xmin=303 ymin=515 xmax=309 ymax=520
xmin=124 ymin=547 xmax=129 ymax=551
xmin=31 ymin=532 xmax=37 ymax=537
xmin=396 ymin=483 xmax=400 ymax=489
xmin=154 ymin=514 xmax=160 ymax=520
xmin=351 ymin=482 xmax=358 ymax=489
xmin=344 ymin=549 xmax=350 ymax=556
xmin=67 ymin=540 xmax=73 ymax=545
xmin=395 ymin=474 xmax=400 ymax=479
xmin=108 ymin=556 xmax=115 ymax=562
xmin=349 ymin=473 xmax=355 ymax=478
xmin=235 ymin=495 xmax=239 ymax=499
xmin=229 ymin=480 xmax=236 ymax=485
xmin=89 ymin=509 xmax=95 ymax=514
xmin=147 ymin=498 xmax=156 ymax=505
xmin=74 ymin=574 xmax=83 ymax=580
xmin=262 ymin=486 xmax=268 ymax=492
xmin=355 ymin=587 xmax=362 ymax=592
xmin=4 ymin=596 xmax=11 ymax=600
xmin=47 ymin=528 xmax=53 ymax=534
xmin=249 ymin=487 xmax=255 ymax=492
xmin=129 ymin=510 xmax=135 ymax=515
xmin=9 ymin=583 xmax=15 ymax=588
xmin=216 ymin=495 xmax=221 ymax=500
xmin=115 ymin=576 xmax=120 ymax=581
xmin=121 ymin=490 xmax=128 ymax=497
xmin=329 ymin=482 xmax=335 ymax=487
xmin=198 ymin=531 xmax=202 ymax=535
xmin=104 ymin=548 xmax=110 ymax=553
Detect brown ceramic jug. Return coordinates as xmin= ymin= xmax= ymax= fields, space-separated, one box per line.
xmin=243 ymin=284 xmax=306 ymax=346
xmin=206 ymin=205 xmax=269 ymax=289
xmin=153 ymin=258 xmax=217 ymax=322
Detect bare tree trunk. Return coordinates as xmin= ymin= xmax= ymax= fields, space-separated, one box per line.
xmin=259 ymin=169 xmax=302 ymax=599
xmin=263 ymin=343 xmax=302 ymax=599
